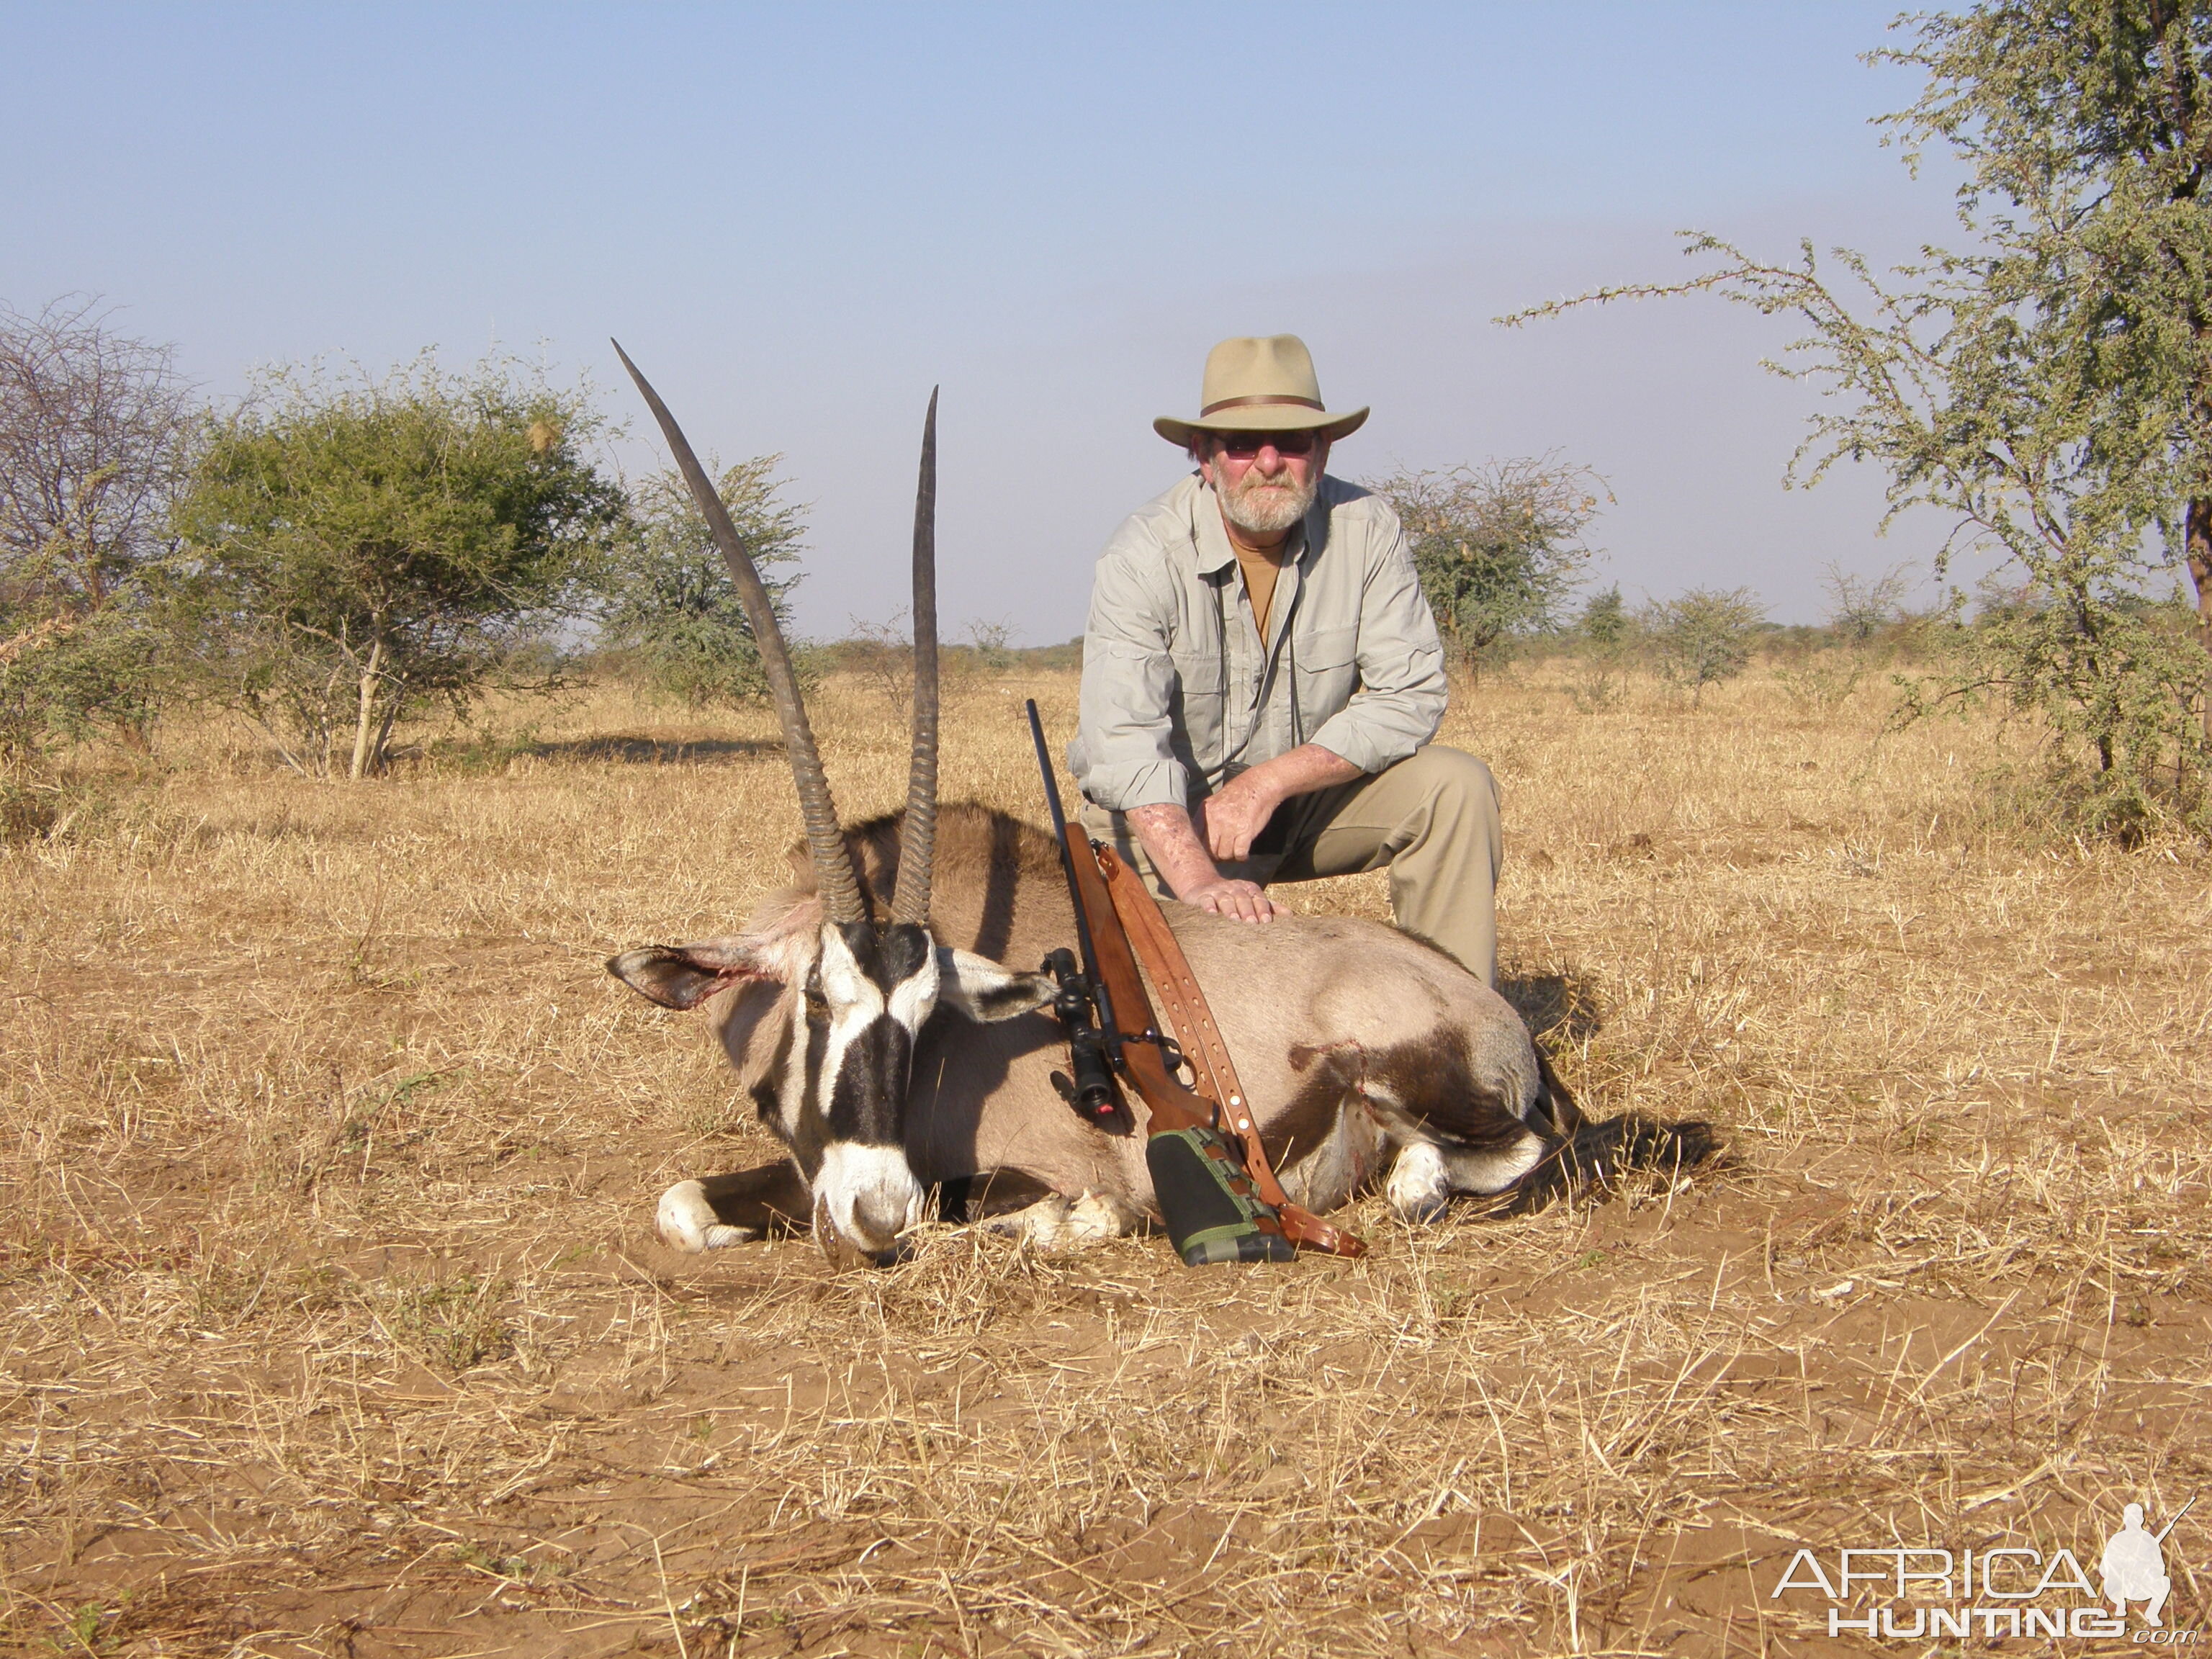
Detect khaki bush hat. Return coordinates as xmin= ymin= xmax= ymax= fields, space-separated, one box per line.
xmin=1154 ymin=334 xmax=1370 ymax=448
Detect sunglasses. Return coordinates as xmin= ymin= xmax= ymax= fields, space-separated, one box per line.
xmin=1211 ymin=430 xmax=1320 ymax=459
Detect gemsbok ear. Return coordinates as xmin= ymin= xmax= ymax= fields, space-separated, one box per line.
xmin=935 ymin=948 xmax=1055 ymax=1023
xmin=607 ymin=945 xmax=778 ymax=1011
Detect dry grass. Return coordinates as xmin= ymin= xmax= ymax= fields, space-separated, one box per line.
xmin=1 ymin=664 xmax=2206 ymax=1657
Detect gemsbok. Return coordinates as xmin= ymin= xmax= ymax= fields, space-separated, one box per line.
xmin=606 ymin=349 xmax=1714 ymax=1264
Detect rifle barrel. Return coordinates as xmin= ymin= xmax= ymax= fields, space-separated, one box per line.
xmin=1025 ymin=700 xmax=1070 ymax=840
xmin=2154 ymin=1493 xmax=2196 ymax=1545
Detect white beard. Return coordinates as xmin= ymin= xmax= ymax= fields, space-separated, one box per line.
xmin=1215 ymin=462 xmax=1318 ymax=536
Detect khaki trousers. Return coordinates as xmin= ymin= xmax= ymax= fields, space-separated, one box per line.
xmin=1081 ymin=745 xmax=1503 ymax=986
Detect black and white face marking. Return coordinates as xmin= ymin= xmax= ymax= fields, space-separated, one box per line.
xmin=802 ymin=919 xmax=940 ymax=1259
xmin=611 ymin=913 xmax=1056 ymax=1262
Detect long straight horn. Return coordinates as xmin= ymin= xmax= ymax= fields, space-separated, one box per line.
xmin=612 ymin=341 xmax=865 ymax=925
xmin=890 ymin=388 xmax=940 ymax=925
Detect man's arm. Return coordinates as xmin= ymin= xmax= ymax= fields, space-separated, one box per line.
xmin=1071 ymin=513 xmax=1264 ymax=917
xmin=1070 ymin=523 xmax=1196 ymax=817
xmin=1303 ymin=503 xmax=1447 ymax=771
xmin=1125 ymin=743 xmax=1359 ymax=923
xmin=1125 ymin=801 xmax=1277 ymax=921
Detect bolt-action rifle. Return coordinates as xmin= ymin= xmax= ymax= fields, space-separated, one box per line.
xmin=1024 ymin=699 xmax=1303 ymax=1266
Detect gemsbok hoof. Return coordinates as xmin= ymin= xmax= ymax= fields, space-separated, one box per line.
xmin=657 ymin=1180 xmax=758 ymax=1252
xmin=1386 ymin=1143 xmax=1452 ymax=1223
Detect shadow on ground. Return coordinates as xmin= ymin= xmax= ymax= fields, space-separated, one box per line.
xmin=1500 ymin=968 xmax=1605 ymax=1048
xmin=521 ymin=734 xmax=779 ymax=766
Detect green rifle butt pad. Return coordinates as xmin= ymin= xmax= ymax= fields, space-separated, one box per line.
xmin=1146 ymin=1125 xmax=1297 ymax=1267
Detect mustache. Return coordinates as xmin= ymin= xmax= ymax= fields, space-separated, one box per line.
xmin=1217 ymin=465 xmax=1318 ymax=534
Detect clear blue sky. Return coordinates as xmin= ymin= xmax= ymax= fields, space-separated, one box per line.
xmin=4 ymin=2 xmax=1965 ymax=641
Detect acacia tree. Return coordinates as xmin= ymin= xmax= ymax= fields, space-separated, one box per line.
xmin=1578 ymin=585 xmax=1631 ymax=647
xmin=1823 ymin=562 xmax=1914 ymax=644
xmin=1364 ymin=457 xmax=1605 ymax=674
xmin=1645 ymin=587 xmax=1768 ymax=705
xmin=176 ymin=355 xmax=621 ymax=778
xmin=1510 ymin=1 xmax=2212 ymax=834
xmin=595 ymin=456 xmax=804 ymax=710
xmin=0 ymin=297 xmax=198 ymax=756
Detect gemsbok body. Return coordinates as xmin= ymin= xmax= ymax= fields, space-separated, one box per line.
xmin=606 ymin=349 xmax=1711 ymax=1264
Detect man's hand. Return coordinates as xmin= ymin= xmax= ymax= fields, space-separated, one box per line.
xmin=1197 ymin=745 xmax=1363 ymax=861
xmin=1195 ymin=768 xmax=1282 ymax=863
xmin=1180 ymin=876 xmax=1284 ymax=924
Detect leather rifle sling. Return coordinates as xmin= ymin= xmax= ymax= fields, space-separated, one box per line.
xmin=1097 ymin=850 xmax=1366 ymax=1259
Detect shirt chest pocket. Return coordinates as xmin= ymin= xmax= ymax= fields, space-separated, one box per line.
xmin=1292 ymin=623 xmax=1359 ymax=719
xmin=1168 ymin=633 xmax=1225 ymax=702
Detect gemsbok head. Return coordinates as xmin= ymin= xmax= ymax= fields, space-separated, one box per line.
xmin=606 ymin=346 xmax=1052 ymax=1264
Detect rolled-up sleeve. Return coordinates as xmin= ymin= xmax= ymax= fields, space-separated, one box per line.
xmin=1307 ymin=516 xmax=1447 ymax=773
xmin=1069 ymin=537 xmax=1189 ymax=811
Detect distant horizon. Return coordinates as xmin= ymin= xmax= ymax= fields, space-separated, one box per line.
xmin=5 ymin=2 xmax=1982 ymax=644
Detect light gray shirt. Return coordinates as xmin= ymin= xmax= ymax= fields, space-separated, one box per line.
xmin=1069 ymin=472 xmax=1447 ymax=813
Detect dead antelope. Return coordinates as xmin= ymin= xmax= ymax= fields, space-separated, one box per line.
xmin=606 ymin=351 xmax=1712 ymax=1263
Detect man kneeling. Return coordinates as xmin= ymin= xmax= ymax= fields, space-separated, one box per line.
xmin=1070 ymin=334 xmax=1504 ymax=985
